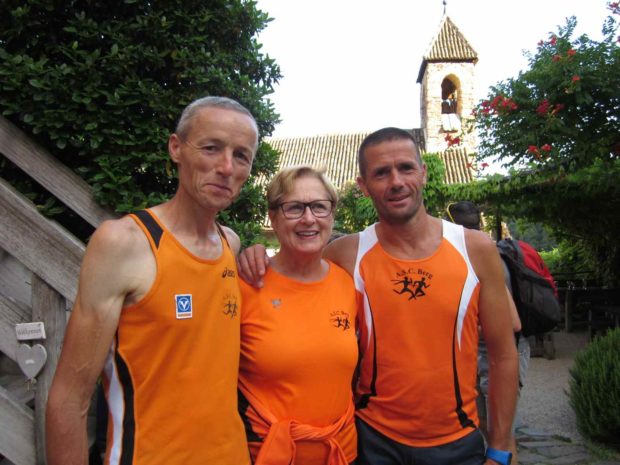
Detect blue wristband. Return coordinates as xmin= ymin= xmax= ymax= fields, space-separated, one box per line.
xmin=486 ymin=447 xmax=512 ymax=465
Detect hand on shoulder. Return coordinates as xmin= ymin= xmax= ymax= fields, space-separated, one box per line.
xmin=237 ymin=243 xmax=269 ymax=287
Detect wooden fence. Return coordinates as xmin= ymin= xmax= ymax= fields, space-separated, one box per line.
xmin=0 ymin=116 xmax=114 ymax=465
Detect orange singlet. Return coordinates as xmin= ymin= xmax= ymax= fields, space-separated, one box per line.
xmin=238 ymin=262 xmax=359 ymax=465
xmin=354 ymin=220 xmax=481 ymax=447
xmin=102 ymin=210 xmax=250 ymax=465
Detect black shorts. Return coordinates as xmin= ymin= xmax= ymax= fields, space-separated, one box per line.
xmin=356 ymin=417 xmax=485 ymax=465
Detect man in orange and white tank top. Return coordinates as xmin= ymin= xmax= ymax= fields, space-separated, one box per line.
xmin=239 ymin=127 xmax=519 ymax=465
xmin=46 ymin=97 xmax=258 ymax=465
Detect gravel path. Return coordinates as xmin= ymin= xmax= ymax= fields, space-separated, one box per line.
xmin=518 ymin=330 xmax=590 ymax=441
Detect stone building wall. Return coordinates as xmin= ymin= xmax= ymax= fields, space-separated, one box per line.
xmin=420 ymin=61 xmax=477 ymax=154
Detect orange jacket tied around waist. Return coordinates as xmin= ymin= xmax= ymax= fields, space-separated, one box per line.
xmin=239 ymin=385 xmax=355 ymax=465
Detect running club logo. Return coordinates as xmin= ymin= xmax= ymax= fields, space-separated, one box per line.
xmin=222 ymin=294 xmax=239 ymax=319
xmin=330 ymin=311 xmax=352 ymax=331
xmin=391 ymin=268 xmax=433 ymax=301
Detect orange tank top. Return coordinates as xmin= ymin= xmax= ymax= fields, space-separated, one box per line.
xmin=354 ymin=221 xmax=480 ymax=447
xmin=238 ymin=262 xmax=359 ymax=464
xmin=102 ymin=210 xmax=250 ymax=465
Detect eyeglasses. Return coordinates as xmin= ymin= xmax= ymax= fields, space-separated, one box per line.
xmin=277 ymin=200 xmax=334 ymax=219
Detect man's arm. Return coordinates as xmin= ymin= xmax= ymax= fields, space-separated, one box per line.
xmin=323 ymin=234 xmax=358 ymax=276
xmin=501 ymin=259 xmax=522 ymax=333
xmin=46 ymin=218 xmax=152 ymax=465
xmin=466 ymin=230 xmax=519 ymax=460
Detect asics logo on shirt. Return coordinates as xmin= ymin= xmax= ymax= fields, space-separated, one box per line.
xmin=221 ymin=266 xmax=236 ymax=278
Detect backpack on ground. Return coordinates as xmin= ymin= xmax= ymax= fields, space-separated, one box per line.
xmin=496 ymin=239 xmax=562 ymax=337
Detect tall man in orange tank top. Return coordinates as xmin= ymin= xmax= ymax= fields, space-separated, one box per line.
xmin=239 ymin=128 xmax=519 ymax=465
xmin=46 ymin=97 xmax=259 ymax=465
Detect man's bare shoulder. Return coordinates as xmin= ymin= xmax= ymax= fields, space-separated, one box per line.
xmin=82 ymin=216 xmax=154 ymax=281
xmin=324 ymin=233 xmax=359 ymax=276
xmin=463 ymin=228 xmax=497 ymax=254
xmin=79 ymin=216 xmax=155 ymax=306
xmin=219 ymin=224 xmax=241 ymax=255
xmin=89 ymin=216 xmax=150 ymax=257
xmin=463 ymin=228 xmax=503 ymax=278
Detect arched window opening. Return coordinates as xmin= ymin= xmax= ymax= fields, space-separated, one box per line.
xmin=441 ymin=78 xmax=458 ymax=114
xmin=441 ymin=77 xmax=460 ymax=132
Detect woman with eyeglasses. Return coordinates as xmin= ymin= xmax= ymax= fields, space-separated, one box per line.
xmin=237 ymin=166 xmax=359 ymax=465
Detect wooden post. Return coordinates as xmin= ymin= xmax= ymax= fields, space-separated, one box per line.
xmin=31 ymin=275 xmax=67 ymax=465
xmin=495 ymin=211 xmax=503 ymax=241
xmin=564 ymin=288 xmax=574 ymax=333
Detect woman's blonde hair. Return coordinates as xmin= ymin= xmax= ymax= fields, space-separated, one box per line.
xmin=267 ymin=166 xmax=338 ymax=210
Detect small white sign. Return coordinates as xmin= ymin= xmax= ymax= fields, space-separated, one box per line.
xmin=15 ymin=322 xmax=46 ymax=341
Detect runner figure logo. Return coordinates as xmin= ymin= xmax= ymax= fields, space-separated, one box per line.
xmin=222 ymin=294 xmax=239 ymax=318
xmin=391 ymin=268 xmax=433 ymax=301
xmin=330 ymin=311 xmax=351 ymax=331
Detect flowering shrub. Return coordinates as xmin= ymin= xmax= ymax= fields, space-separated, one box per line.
xmin=473 ymin=7 xmax=619 ymax=169
xmin=447 ymin=3 xmax=620 ymax=284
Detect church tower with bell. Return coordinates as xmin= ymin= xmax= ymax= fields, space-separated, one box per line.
xmin=265 ymin=1 xmax=479 ymax=192
xmin=417 ymin=2 xmax=478 ymax=155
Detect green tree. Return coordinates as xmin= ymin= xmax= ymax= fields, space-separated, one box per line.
xmin=447 ymin=3 xmax=620 ymax=284
xmin=422 ymin=153 xmax=448 ymax=217
xmin=0 ymin=0 xmax=281 ymax=245
xmin=334 ymin=182 xmax=376 ymax=234
xmin=505 ymin=219 xmax=557 ymax=252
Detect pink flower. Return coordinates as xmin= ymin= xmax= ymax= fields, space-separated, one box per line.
xmin=550 ymin=36 xmax=557 ymax=46
xmin=552 ymin=55 xmax=561 ymax=62
xmin=481 ymin=162 xmax=489 ymax=169
xmin=567 ymin=48 xmax=576 ymax=57
xmin=490 ymin=95 xmax=503 ymax=109
xmin=528 ymin=145 xmax=539 ymax=154
xmin=537 ymin=99 xmax=550 ymax=115
xmin=572 ymin=75 xmax=581 ymax=82
xmin=541 ymin=144 xmax=552 ymax=152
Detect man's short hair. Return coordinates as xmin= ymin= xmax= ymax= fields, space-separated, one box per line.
xmin=267 ymin=165 xmax=338 ymax=211
xmin=446 ymin=201 xmax=481 ymax=230
xmin=175 ymin=96 xmax=258 ymax=143
xmin=358 ymin=127 xmax=422 ymax=178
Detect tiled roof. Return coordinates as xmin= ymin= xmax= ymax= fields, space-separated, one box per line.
xmin=263 ymin=131 xmax=473 ymax=191
xmin=440 ymin=147 xmax=475 ymax=184
xmin=417 ymin=15 xmax=478 ymax=83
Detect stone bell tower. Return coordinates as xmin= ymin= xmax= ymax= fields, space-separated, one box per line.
xmin=417 ymin=7 xmax=478 ymax=155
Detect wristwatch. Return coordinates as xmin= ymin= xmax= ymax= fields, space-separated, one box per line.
xmin=486 ymin=447 xmax=512 ymax=465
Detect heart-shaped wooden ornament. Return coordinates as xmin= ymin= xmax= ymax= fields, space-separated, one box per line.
xmin=16 ymin=343 xmax=48 ymax=379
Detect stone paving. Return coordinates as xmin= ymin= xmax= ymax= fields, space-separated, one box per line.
xmin=516 ymin=426 xmax=620 ymax=465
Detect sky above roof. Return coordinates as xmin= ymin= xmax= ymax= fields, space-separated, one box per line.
xmin=255 ymin=0 xmax=611 ymax=138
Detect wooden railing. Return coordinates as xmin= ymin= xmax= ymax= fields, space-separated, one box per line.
xmin=0 ymin=115 xmax=114 ymax=465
